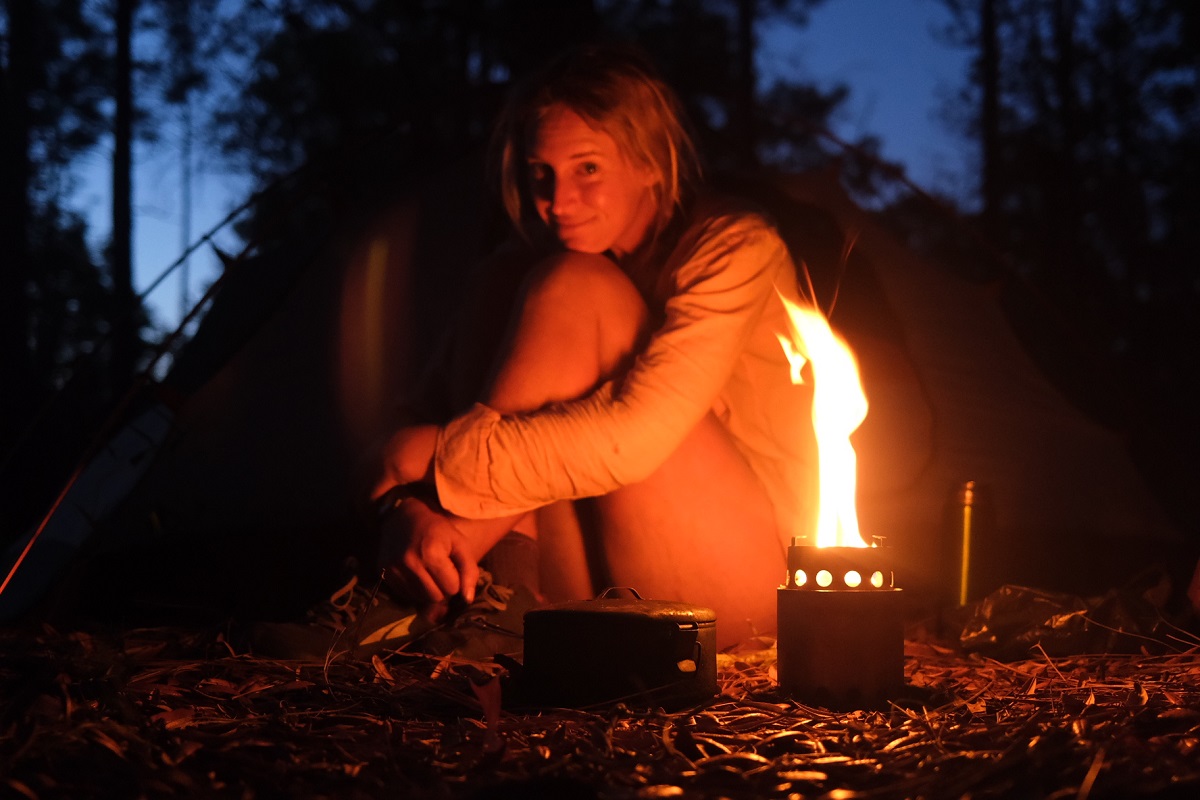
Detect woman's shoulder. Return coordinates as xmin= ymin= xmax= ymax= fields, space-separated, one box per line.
xmin=671 ymin=189 xmax=788 ymax=258
xmin=656 ymin=189 xmax=792 ymax=291
xmin=684 ymin=189 xmax=782 ymax=241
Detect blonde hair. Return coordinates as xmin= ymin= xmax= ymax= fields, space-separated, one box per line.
xmin=490 ymin=43 xmax=702 ymax=245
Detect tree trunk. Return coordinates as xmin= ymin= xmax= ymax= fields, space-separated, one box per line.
xmin=111 ymin=0 xmax=137 ymax=392
xmin=1051 ymin=0 xmax=1082 ymax=276
xmin=0 ymin=0 xmax=36 ymax=450
xmin=733 ymin=0 xmax=759 ymax=168
xmin=979 ymin=0 xmax=1000 ymax=237
xmin=176 ymin=0 xmax=195 ymax=322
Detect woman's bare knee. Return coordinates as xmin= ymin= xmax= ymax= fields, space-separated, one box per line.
xmin=486 ymin=252 xmax=649 ymax=411
xmin=524 ymin=252 xmax=648 ymax=365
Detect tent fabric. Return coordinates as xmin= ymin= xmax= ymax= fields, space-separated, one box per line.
xmin=10 ymin=165 xmax=1190 ymax=622
xmin=6 ymin=160 xmax=505 ymax=622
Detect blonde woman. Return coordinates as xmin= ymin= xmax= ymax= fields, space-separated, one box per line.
xmin=372 ymin=44 xmax=813 ymax=650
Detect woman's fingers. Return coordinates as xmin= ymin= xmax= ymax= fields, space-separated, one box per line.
xmin=450 ymin=544 xmax=480 ymax=604
xmin=390 ymin=504 xmax=480 ymax=608
xmin=402 ymin=548 xmax=452 ymax=605
xmin=414 ymin=548 xmax=460 ymax=601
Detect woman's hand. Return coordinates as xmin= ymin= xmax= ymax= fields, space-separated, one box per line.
xmin=371 ymin=425 xmax=440 ymax=501
xmin=378 ymin=496 xmax=480 ymax=611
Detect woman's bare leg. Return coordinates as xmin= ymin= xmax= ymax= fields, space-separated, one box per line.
xmin=588 ymin=422 xmax=784 ymax=648
xmin=438 ymin=251 xmax=645 ymax=596
xmin=485 ymin=250 xmax=651 ymax=410
xmin=458 ymin=250 xmax=784 ymax=647
xmin=412 ymin=251 xmax=648 ymax=595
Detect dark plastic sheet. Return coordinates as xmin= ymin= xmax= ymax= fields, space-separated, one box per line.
xmin=958 ymin=569 xmax=1181 ymax=661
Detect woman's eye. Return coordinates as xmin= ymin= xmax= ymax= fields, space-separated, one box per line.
xmin=580 ymin=162 xmax=599 ymax=176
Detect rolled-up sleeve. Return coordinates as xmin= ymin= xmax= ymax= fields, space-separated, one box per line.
xmin=435 ymin=212 xmax=793 ymax=519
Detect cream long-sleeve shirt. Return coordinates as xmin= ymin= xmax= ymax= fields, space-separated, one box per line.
xmin=434 ymin=195 xmax=816 ymax=544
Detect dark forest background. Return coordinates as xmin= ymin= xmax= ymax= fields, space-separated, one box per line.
xmin=2 ymin=0 xmax=1198 ymax=547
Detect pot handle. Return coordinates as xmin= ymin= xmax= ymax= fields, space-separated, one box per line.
xmin=596 ymin=586 xmax=644 ymax=600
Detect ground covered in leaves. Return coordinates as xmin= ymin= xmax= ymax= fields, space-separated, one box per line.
xmin=3 ymin=610 xmax=1199 ymax=800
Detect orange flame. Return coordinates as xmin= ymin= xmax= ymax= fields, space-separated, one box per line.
xmin=777 ymin=293 xmax=868 ymax=548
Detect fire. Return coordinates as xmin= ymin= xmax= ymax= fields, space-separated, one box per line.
xmin=777 ymin=293 xmax=869 ymax=548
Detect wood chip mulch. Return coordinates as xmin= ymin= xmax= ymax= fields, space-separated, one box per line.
xmin=2 ymin=619 xmax=1198 ymax=800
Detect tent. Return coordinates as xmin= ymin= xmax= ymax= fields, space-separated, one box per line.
xmin=2 ymin=164 xmax=1191 ymax=624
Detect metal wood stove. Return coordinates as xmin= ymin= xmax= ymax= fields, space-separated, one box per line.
xmin=777 ymin=538 xmax=904 ymax=710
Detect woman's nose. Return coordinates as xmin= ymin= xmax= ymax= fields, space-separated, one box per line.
xmin=551 ymin=178 xmax=577 ymax=213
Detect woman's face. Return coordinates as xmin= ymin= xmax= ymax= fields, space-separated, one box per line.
xmin=526 ymin=105 xmax=659 ymax=260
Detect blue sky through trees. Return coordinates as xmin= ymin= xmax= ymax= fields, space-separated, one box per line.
xmin=75 ymin=0 xmax=970 ymax=335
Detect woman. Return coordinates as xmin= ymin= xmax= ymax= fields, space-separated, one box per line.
xmin=372 ymin=44 xmax=814 ymax=649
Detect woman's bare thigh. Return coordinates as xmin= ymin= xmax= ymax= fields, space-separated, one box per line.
xmin=586 ymin=411 xmax=785 ymax=649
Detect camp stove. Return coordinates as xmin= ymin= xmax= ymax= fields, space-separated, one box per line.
xmin=777 ymin=537 xmax=904 ymax=710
